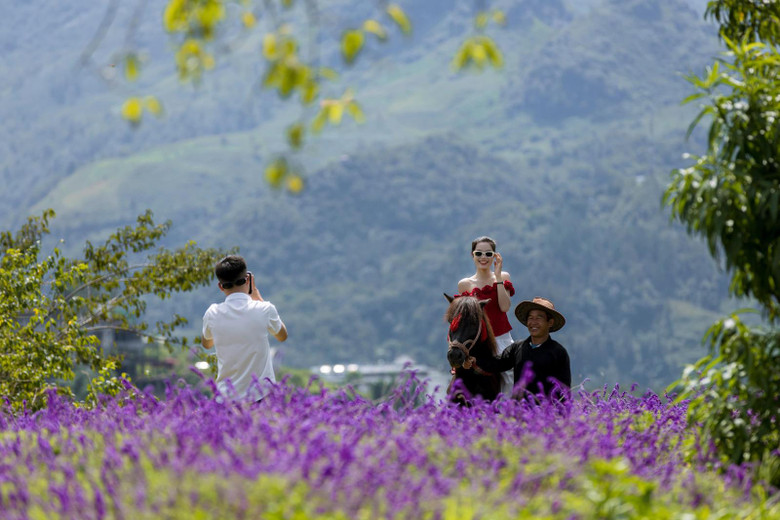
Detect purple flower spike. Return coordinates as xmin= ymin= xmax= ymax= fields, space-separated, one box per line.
xmin=0 ymin=374 xmax=769 ymax=518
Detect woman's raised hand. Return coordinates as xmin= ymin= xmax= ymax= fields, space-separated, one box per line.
xmin=493 ymin=252 xmax=503 ymax=279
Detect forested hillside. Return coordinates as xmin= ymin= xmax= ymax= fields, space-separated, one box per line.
xmin=3 ymin=0 xmax=734 ymax=391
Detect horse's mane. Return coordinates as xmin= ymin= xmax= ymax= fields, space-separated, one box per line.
xmin=444 ymin=296 xmax=498 ymax=356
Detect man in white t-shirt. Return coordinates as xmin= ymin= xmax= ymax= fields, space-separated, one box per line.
xmin=202 ymin=255 xmax=288 ymax=402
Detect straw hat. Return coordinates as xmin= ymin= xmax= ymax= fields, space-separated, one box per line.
xmin=514 ymin=297 xmax=566 ymax=332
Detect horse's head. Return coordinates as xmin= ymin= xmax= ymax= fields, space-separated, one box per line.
xmin=444 ymin=293 xmax=497 ymax=368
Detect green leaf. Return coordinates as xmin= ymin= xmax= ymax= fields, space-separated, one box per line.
xmin=681 ymin=92 xmax=707 ymax=105
xmin=263 ymin=33 xmax=278 ymax=60
xmin=287 ymin=123 xmax=305 ymax=149
xmin=386 ymin=4 xmax=411 ymax=34
xmin=492 ymin=10 xmax=507 ymax=26
xmin=121 ymin=97 xmax=143 ymax=124
xmin=311 ymin=110 xmax=327 ymax=133
xmin=265 ymin=158 xmax=288 ymax=188
xmin=143 ymin=96 xmax=164 ymax=117
xmin=470 ymin=41 xmax=487 ymax=68
xmin=301 ymin=80 xmax=318 ymax=105
xmin=703 ymin=61 xmax=721 ymax=88
xmin=318 ymin=67 xmax=339 ymax=81
xmin=328 ymin=103 xmax=344 ymax=124
xmin=475 ymin=12 xmax=488 ymax=29
xmin=286 ymin=174 xmax=305 ymax=194
xmin=363 ymin=19 xmax=387 ymax=40
xmin=341 ymin=29 xmax=365 ymax=64
xmin=125 ymin=54 xmax=140 ymax=82
xmin=242 ymin=11 xmax=256 ymax=29
xmin=482 ymin=37 xmax=504 ymax=68
xmin=685 ymin=107 xmax=709 ymax=140
xmin=346 ymin=101 xmax=365 ymax=123
xmin=451 ymin=41 xmax=471 ymax=71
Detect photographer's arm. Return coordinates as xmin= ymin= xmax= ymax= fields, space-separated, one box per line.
xmin=202 ymin=318 xmax=214 ymax=349
xmin=272 ymin=322 xmax=288 ymax=342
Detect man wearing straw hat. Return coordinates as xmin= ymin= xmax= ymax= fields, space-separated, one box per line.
xmin=477 ymin=297 xmax=570 ymax=399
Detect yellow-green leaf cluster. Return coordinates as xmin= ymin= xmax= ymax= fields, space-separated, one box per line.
xmin=121 ymin=98 xmax=144 ymax=124
xmin=386 ymin=3 xmax=412 ymax=34
xmin=339 ymin=6 xmax=410 ymax=66
xmin=362 ymin=19 xmax=387 ymax=40
xmin=164 ymin=0 xmax=225 ymax=82
xmin=242 ymin=10 xmax=256 ymax=29
xmin=492 ymin=10 xmax=506 ymax=26
xmin=174 ymin=39 xmax=216 ymax=83
xmin=475 ymin=9 xmax=506 ymax=29
xmin=262 ymin=30 xmax=319 ymax=104
xmin=341 ymin=29 xmax=365 ymax=64
xmin=312 ymin=89 xmax=365 ymax=133
xmin=125 ymin=53 xmax=141 ymax=82
xmin=452 ymin=35 xmax=504 ymax=71
xmin=264 ymin=157 xmax=305 ymax=194
xmin=287 ymin=122 xmax=305 ymax=150
xmin=163 ymin=0 xmax=226 ymax=39
xmin=121 ymin=96 xmax=164 ymax=125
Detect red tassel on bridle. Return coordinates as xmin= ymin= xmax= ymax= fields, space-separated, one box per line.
xmin=449 ymin=315 xmax=461 ymax=332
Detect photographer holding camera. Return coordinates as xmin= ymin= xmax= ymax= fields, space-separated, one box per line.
xmin=202 ymin=254 xmax=288 ymax=402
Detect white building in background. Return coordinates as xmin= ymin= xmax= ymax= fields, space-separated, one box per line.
xmin=311 ymin=355 xmax=451 ymax=401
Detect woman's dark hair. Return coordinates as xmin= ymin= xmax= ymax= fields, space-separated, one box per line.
xmin=471 ymin=236 xmax=496 ymax=253
xmin=215 ymin=255 xmax=247 ymax=285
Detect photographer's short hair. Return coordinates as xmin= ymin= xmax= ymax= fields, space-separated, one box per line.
xmin=215 ymin=255 xmax=247 ymax=284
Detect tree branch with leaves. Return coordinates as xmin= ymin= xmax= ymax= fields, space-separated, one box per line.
xmin=85 ymin=0 xmax=504 ymax=193
xmin=665 ymin=0 xmax=780 ymax=488
xmin=0 ymin=209 xmax=223 ymax=411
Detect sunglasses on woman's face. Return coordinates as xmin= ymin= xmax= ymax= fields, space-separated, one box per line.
xmin=473 ymin=251 xmax=495 ymax=258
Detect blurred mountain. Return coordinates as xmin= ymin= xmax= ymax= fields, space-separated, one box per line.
xmin=2 ymin=0 xmax=734 ymax=391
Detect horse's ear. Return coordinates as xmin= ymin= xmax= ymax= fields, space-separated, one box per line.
xmin=444 ymin=293 xmax=454 ymax=303
xmin=479 ymin=299 xmax=490 ymax=308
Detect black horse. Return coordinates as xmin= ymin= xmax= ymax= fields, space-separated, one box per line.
xmin=444 ymin=294 xmax=502 ymax=404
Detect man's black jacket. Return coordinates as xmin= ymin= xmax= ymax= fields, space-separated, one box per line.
xmin=478 ymin=336 xmax=571 ymax=397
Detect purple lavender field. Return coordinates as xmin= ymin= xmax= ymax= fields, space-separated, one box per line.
xmin=0 ymin=374 xmax=776 ymax=519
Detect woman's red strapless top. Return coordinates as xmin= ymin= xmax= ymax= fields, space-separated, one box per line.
xmin=456 ymin=281 xmax=515 ymax=336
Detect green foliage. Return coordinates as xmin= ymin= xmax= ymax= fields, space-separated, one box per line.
xmin=148 ymin=0 xmax=505 ymax=189
xmin=157 ymin=0 xmax=415 ymax=190
xmin=341 ymin=29 xmax=365 ymax=64
xmin=665 ymin=37 xmax=780 ymax=318
xmin=0 ymin=209 xmax=222 ymax=411
xmin=452 ymin=9 xmax=505 ymax=72
xmin=674 ymin=313 xmax=780 ymax=486
xmin=121 ymin=96 xmax=164 ymax=126
xmin=666 ymin=0 xmax=780 ymax=489
xmin=706 ymin=0 xmax=780 ymax=44
xmin=451 ymin=35 xmax=504 ymax=71
xmin=163 ymin=0 xmax=224 ymax=83
xmin=385 ymin=3 xmax=411 ymax=35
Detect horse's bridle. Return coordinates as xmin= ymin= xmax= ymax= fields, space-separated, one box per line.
xmin=447 ymin=317 xmax=493 ymax=376
xmin=447 ymin=317 xmax=481 ymax=358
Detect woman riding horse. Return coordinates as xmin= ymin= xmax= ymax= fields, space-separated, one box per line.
xmin=444 ymin=294 xmax=503 ymax=404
